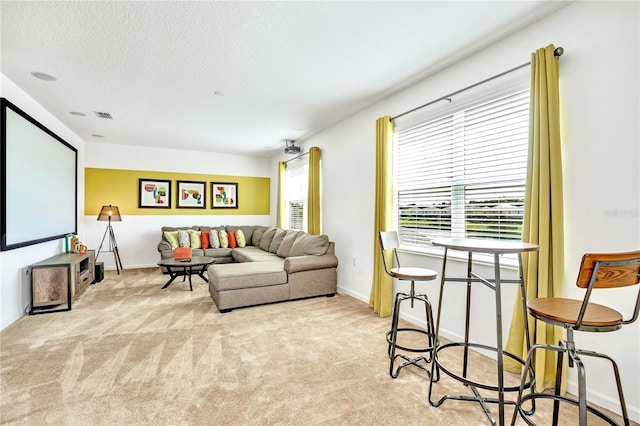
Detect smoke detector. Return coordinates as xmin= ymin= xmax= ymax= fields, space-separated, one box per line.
xmin=284 ymin=140 xmax=301 ymax=154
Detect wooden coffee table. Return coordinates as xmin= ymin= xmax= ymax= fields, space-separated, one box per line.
xmin=157 ymin=256 xmax=214 ymax=291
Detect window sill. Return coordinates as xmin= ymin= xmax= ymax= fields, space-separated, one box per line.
xmin=397 ymin=244 xmax=522 ymax=271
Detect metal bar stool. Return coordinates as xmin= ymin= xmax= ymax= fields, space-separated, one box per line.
xmin=512 ymin=250 xmax=640 ymax=426
xmin=379 ymin=231 xmax=438 ymax=378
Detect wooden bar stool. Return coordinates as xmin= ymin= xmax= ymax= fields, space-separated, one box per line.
xmin=512 ymin=250 xmax=640 ymax=426
xmin=379 ymin=231 xmax=438 ymax=378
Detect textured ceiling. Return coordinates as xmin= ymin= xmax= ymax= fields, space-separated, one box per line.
xmin=1 ymin=1 xmax=568 ymax=157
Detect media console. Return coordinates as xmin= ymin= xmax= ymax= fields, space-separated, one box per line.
xmin=28 ymin=250 xmax=95 ymax=314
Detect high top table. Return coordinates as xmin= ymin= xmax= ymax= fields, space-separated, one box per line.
xmin=427 ymin=238 xmax=539 ymax=426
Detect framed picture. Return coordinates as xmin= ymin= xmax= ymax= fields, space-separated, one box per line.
xmin=177 ymin=180 xmax=206 ymax=209
xmin=211 ymin=182 xmax=238 ymax=209
xmin=139 ymin=178 xmax=171 ymax=208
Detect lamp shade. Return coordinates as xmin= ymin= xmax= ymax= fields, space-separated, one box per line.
xmin=97 ymin=205 xmax=122 ymax=221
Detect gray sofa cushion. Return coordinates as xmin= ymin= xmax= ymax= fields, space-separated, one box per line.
xmin=304 ymin=234 xmax=330 ymax=255
xmin=252 ymin=226 xmax=267 ymax=246
xmin=284 ymin=253 xmax=339 ymax=273
xmin=209 ymin=261 xmax=287 ymax=291
xmin=289 ymin=234 xmax=330 ymax=256
xmin=198 ymin=225 xmax=225 ymax=234
xmin=161 ymin=226 xmax=198 ymax=241
xmin=232 ymin=247 xmax=281 ymax=262
xmin=203 ymin=248 xmax=233 ymax=258
xmin=276 ymin=230 xmax=301 ymax=258
xmin=259 ymin=227 xmax=276 ymax=251
xmin=268 ymin=229 xmax=287 ymax=253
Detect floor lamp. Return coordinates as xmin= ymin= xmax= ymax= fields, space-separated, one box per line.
xmin=97 ymin=204 xmax=124 ymax=274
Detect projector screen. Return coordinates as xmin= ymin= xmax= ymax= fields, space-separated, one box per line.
xmin=1 ymin=97 xmax=77 ymax=251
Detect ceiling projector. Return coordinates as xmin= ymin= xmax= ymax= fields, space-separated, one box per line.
xmin=284 ymin=140 xmax=301 ymax=154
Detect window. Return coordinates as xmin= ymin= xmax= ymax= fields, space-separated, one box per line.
xmin=285 ymin=159 xmax=308 ymax=231
xmin=395 ymin=89 xmax=529 ymax=248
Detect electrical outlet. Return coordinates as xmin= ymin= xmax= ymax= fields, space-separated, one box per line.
xmin=352 ymin=257 xmax=356 ymax=266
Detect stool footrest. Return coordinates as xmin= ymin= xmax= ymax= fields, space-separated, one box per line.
xmin=516 ymin=393 xmax=619 ymax=426
xmin=386 ymin=328 xmax=435 ymax=353
xmin=390 ymin=353 xmax=432 ymax=379
xmin=434 ymin=342 xmax=534 ymax=392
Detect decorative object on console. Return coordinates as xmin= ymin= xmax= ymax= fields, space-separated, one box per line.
xmin=139 ymin=178 xmax=171 ymax=208
xmin=211 ymin=182 xmax=238 ymax=209
xmin=177 ymin=180 xmax=205 ymax=209
xmin=65 ymin=234 xmax=88 ymax=254
xmin=96 ymin=204 xmax=124 ymax=274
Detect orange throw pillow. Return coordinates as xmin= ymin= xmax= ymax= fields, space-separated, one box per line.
xmin=228 ymin=231 xmax=237 ymax=248
xmin=174 ymin=247 xmax=192 ymax=261
xmin=201 ymin=231 xmax=210 ymax=249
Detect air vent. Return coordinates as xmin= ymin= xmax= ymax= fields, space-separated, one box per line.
xmin=94 ymin=111 xmax=113 ymax=119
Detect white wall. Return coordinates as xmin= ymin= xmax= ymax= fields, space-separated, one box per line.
xmin=83 ymin=143 xmax=273 ymax=270
xmin=272 ymin=1 xmax=639 ymax=421
xmin=0 ymin=74 xmax=87 ymax=329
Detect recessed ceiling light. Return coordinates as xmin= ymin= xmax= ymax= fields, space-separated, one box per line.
xmin=92 ymin=134 xmax=105 ymax=138
xmin=31 ymin=71 xmax=57 ymax=81
xmin=69 ymin=111 xmax=86 ymax=117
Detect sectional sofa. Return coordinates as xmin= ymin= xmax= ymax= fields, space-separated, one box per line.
xmin=157 ymin=225 xmax=338 ymax=312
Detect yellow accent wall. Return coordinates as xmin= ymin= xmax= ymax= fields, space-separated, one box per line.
xmin=85 ymin=168 xmax=270 ymax=216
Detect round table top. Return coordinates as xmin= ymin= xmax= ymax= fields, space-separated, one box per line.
xmin=157 ymin=256 xmax=215 ymax=267
xmin=432 ymin=238 xmax=539 ymax=254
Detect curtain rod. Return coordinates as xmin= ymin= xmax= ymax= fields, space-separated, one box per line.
xmin=283 ymin=151 xmax=309 ymax=164
xmin=392 ymin=46 xmax=564 ymax=121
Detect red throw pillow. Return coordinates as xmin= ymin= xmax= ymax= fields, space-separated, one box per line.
xmin=228 ymin=231 xmax=237 ymax=248
xmin=201 ymin=231 xmax=210 ymax=249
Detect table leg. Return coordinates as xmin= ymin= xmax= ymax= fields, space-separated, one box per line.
xmin=518 ymin=253 xmax=532 ymax=352
xmin=494 ymin=253 xmax=505 ymax=426
xmin=162 ymin=269 xmax=179 ymax=289
xmin=429 ymin=248 xmax=448 ymax=405
xmin=196 ymin=264 xmax=209 ymax=283
xmin=463 ymin=251 xmax=473 ymax=379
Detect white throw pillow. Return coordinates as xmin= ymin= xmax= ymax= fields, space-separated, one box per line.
xmin=209 ymin=229 xmax=221 ymax=249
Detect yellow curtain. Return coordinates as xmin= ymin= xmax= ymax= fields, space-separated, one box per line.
xmin=307 ymin=147 xmax=321 ymax=235
xmin=505 ymin=45 xmax=566 ymax=392
xmin=369 ymin=116 xmax=394 ymax=317
xmin=276 ymin=161 xmax=286 ymax=229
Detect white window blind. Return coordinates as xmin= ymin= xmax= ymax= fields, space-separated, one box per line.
xmin=395 ymin=89 xmax=529 ymax=247
xmin=285 ymin=159 xmax=308 ymax=231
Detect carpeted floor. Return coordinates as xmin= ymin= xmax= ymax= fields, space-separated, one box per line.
xmin=0 ymin=268 xmax=633 ymax=425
